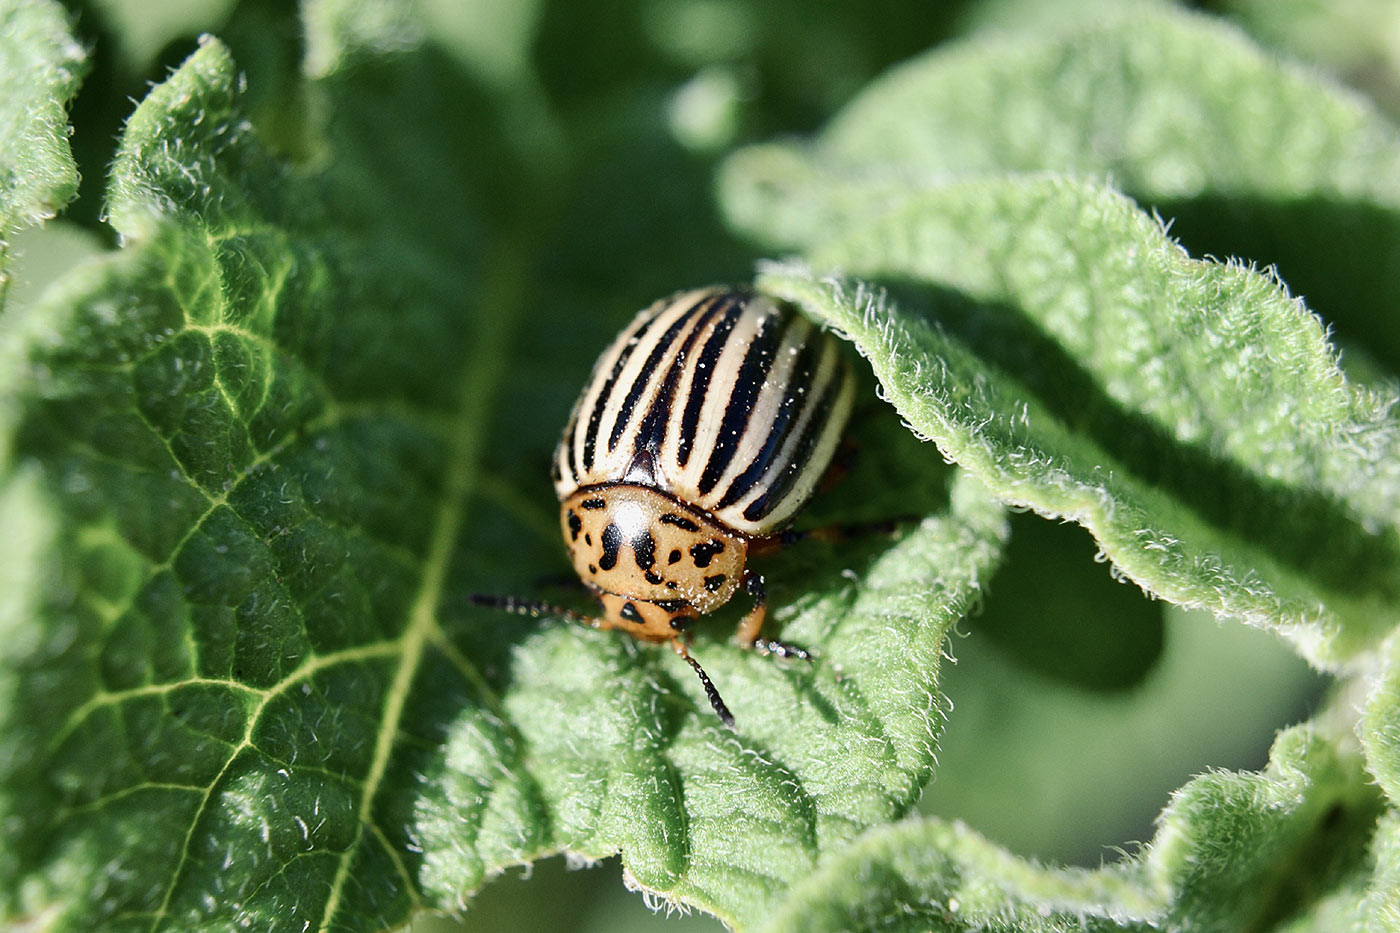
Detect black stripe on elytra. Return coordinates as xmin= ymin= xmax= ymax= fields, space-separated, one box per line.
xmin=580 ymin=497 xmax=606 ymax=510
xmin=743 ymin=360 xmax=843 ymax=523
xmin=580 ymin=302 xmax=668 ymax=474
xmin=599 ymin=523 xmax=623 ymax=571
xmin=659 ymin=513 xmax=700 ymax=532
xmin=697 ymin=304 xmax=788 ymax=495
xmin=632 ymin=296 xmax=722 ymax=463
xmin=676 ymin=292 xmax=747 ymax=467
xmin=607 ymin=296 xmax=708 ymax=453
xmin=713 ymin=325 xmax=819 ymax=510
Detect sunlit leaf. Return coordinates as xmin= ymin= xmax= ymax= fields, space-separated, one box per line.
xmin=0 ymin=0 xmax=84 ymax=307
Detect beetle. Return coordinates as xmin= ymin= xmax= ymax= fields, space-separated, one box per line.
xmin=475 ymin=287 xmax=856 ymax=726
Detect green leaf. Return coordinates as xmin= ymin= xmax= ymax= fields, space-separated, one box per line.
xmin=719 ymin=2 xmax=1400 ymax=373
xmin=1357 ymin=812 xmax=1400 ymax=930
xmin=0 ymin=0 xmax=85 ymax=308
xmin=923 ymin=606 xmax=1323 ymax=866
xmin=1361 ymin=634 xmax=1400 ymax=805
xmin=759 ymin=720 xmax=1381 ymax=933
xmin=815 ymin=4 xmax=1400 ymax=201
xmin=716 ymin=7 xmax=1400 ymax=924
xmin=762 ymin=816 xmax=1158 ymax=933
xmin=412 ymin=469 xmax=1008 ymax=928
xmin=1218 ymin=0 xmax=1400 ymax=121
xmin=755 ymin=226 xmax=1400 ymax=668
xmin=0 ymin=15 xmax=1009 ymax=932
xmin=9 ymin=2 xmax=1396 ymax=929
xmin=718 ymin=5 xmax=1400 ymax=668
xmin=721 ymin=3 xmax=1400 ymax=237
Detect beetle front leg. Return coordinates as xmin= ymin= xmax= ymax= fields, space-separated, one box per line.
xmin=467 ymin=594 xmax=617 ymax=631
xmin=735 ymin=571 xmax=812 ymax=661
xmin=673 ymin=638 xmax=735 ymax=728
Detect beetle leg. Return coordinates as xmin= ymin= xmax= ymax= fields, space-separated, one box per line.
xmin=733 ymin=570 xmax=767 ymax=645
xmin=735 ymin=571 xmax=813 ymax=661
xmin=466 ymin=594 xmax=615 ymax=630
xmin=749 ymin=518 xmax=907 ymax=557
xmin=673 ymin=638 xmax=735 ymax=728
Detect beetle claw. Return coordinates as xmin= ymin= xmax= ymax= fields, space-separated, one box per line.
xmin=751 ymin=638 xmax=814 ymax=662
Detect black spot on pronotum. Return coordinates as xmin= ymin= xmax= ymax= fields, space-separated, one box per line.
xmin=567 ymin=510 xmax=582 ymax=541
xmin=690 ymin=539 xmax=725 ymax=568
xmin=620 ymin=601 xmax=644 ymax=623
xmin=588 ymin=564 xmax=597 ymax=574
xmin=632 ymin=530 xmax=656 ymax=569
xmin=704 ymin=573 xmax=727 ymax=592
xmin=655 ymin=598 xmax=689 ymax=612
xmin=585 ymin=533 xmax=592 ymax=546
xmin=668 ymin=549 xmax=682 ymax=564
xmin=599 ymin=523 xmax=623 ymax=570
xmin=581 ymin=497 xmax=606 ymax=510
xmin=659 ymin=513 xmax=700 ymax=532
xmin=669 ymin=616 xmax=694 ymax=631
xmin=644 ymin=570 xmax=663 ymax=585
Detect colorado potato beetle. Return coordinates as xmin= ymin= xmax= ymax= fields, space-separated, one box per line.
xmin=476 ymin=287 xmax=855 ymax=726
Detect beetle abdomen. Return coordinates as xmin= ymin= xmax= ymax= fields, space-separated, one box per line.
xmin=553 ymin=288 xmax=854 ymax=536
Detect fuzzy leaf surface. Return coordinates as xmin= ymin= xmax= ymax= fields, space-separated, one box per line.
xmin=719 ymin=4 xmax=1400 ymax=668
xmin=720 ymin=2 xmax=1400 ymax=372
xmin=0 ymin=0 xmax=84 ymax=304
xmin=756 ymin=220 xmax=1400 ymax=668
xmin=716 ymin=8 xmax=1400 ymax=925
xmin=0 ymin=13 xmax=1008 ymax=932
xmin=758 ymin=722 xmax=1380 ymax=933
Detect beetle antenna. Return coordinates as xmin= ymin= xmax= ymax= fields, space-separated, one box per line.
xmin=467 ymin=593 xmax=594 ymax=626
xmin=674 ymin=641 xmax=735 ymax=729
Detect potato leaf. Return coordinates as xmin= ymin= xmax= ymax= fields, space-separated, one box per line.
xmin=0 ymin=16 xmax=1007 ymax=931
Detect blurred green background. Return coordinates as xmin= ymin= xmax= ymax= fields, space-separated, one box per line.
xmin=18 ymin=0 xmax=1384 ymax=928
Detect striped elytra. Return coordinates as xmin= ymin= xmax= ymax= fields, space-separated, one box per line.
xmin=554 ymin=287 xmax=855 ymax=536
xmin=470 ymin=287 xmax=857 ymax=727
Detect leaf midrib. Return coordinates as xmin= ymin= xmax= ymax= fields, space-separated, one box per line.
xmin=314 ymin=222 xmax=533 ymax=929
